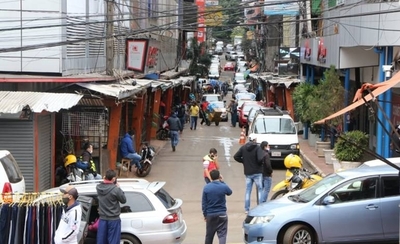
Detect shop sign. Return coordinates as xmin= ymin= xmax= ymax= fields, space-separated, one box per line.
xmin=125 ymin=39 xmax=149 ymax=73
xmin=317 ymin=38 xmax=327 ymax=64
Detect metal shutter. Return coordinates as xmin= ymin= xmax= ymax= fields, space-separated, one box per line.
xmin=37 ymin=115 xmax=52 ymax=191
xmin=0 ymin=120 xmax=34 ymax=192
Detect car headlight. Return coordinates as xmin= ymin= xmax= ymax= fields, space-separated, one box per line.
xmin=290 ymin=144 xmax=299 ymax=150
xmin=249 ymin=215 xmax=275 ymax=224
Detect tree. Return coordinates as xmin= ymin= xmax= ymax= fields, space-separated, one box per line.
xmin=187 ymin=37 xmax=211 ymax=77
xmin=212 ymin=0 xmax=242 ymax=42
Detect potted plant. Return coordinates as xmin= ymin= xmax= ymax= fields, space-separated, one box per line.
xmin=333 ymin=130 xmax=369 ymax=171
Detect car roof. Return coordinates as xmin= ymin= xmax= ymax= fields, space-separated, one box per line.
xmin=203 ymin=94 xmax=220 ymax=97
xmin=337 ymin=164 xmax=400 ymax=178
xmin=359 ymin=157 xmax=400 ymax=168
xmin=43 ymin=178 xmax=166 ymax=195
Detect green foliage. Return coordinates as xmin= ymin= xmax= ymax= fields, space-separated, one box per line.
xmin=187 ymin=38 xmax=210 ymax=76
xmin=212 ymin=0 xmax=241 ymax=41
xmin=293 ymin=65 xmax=345 ymax=125
xmin=230 ymin=27 xmax=246 ymax=40
xmin=334 ymin=130 xmax=369 ymax=162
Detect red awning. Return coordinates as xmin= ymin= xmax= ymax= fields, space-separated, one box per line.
xmin=314 ymin=70 xmax=400 ymax=124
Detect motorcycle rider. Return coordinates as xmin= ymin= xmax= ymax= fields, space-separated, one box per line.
xmin=260 ymin=141 xmax=273 ymax=202
xmin=77 ymin=142 xmax=102 ymax=180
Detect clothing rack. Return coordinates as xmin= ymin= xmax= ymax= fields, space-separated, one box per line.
xmin=0 ymin=192 xmax=64 ymax=244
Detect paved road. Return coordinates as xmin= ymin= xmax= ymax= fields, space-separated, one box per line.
xmin=146 ymin=123 xmax=287 ymax=244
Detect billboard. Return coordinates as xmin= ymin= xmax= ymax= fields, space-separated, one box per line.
xmin=205 ymin=0 xmax=219 ymax=6
xmin=244 ymin=1 xmax=262 ymax=24
xmin=126 ymin=39 xmax=149 ymax=73
xmin=264 ymin=0 xmax=299 ymax=16
xmin=204 ymin=5 xmax=224 ymax=26
xmin=196 ymin=0 xmax=206 ymax=43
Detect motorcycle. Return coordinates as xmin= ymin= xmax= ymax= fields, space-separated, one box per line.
xmin=136 ymin=145 xmax=155 ymax=177
xmin=62 ymin=154 xmax=90 ymax=183
xmin=270 ymin=154 xmax=323 ymax=200
xmin=156 ymin=115 xmax=170 ymax=140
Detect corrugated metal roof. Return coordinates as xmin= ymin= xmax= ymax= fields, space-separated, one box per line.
xmin=76 ymin=79 xmax=153 ymax=100
xmin=78 ymin=98 xmax=104 ymax=107
xmin=0 ymin=91 xmax=83 ymax=114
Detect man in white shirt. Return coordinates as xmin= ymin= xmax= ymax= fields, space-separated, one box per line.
xmin=54 ymin=186 xmax=82 ymax=244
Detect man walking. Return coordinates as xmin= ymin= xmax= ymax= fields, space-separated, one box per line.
xmin=189 ymin=101 xmax=200 ymax=130
xmin=96 ymin=169 xmax=127 ymax=244
xmin=167 ymin=112 xmax=183 ymax=152
xmin=202 ymin=170 xmax=232 ymax=244
xmin=54 ymin=186 xmax=82 ymax=244
xmin=120 ymin=130 xmax=142 ymax=171
xmin=260 ymin=141 xmax=273 ymax=202
xmin=233 ymin=138 xmax=264 ymax=213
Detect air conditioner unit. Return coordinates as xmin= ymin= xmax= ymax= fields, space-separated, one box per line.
xmin=336 ymin=0 xmax=345 ymax=5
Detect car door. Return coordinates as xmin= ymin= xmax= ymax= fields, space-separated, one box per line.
xmin=78 ymin=195 xmax=93 ymax=244
xmin=380 ymin=176 xmax=400 ymax=240
xmin=319 ymin=177 xmax=383 ymax=242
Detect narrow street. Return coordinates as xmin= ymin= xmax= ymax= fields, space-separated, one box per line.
xmin=145 ymin=123 xmax=287 ymax=243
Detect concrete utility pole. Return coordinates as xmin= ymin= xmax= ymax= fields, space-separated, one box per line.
xmin=264 ymin=15 xmax=282 ymax=72
xmin=106 ymin=0 xmax=114 ymax=76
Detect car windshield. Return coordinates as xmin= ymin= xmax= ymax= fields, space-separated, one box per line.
xmin=254 ymin=117 xmax=297 ymax=134
xmin=292 ymin=174 xmax=344 ymax=203
xmin=0 ymin=153 xmax=23 ymax=183
xmin=244 ymin=105 xmax=261 ymax=113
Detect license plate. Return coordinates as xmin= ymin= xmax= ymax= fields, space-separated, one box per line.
xmin=271 ymin=151 xmax=281 ymax=157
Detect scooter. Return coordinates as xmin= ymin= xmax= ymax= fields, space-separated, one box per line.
xmin=136 ymin=145 xmax=155 ymax=177
xmin=270 ymin=154 xmax=323 ymax=200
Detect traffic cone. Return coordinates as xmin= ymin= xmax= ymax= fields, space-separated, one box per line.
xmin=239 ymin=128 xmax=246 ymax=145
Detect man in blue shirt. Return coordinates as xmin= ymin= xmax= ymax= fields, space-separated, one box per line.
xmin=202 ymin=170 xmax=232 ymax=244
xmin=120 ymin=130 xmax=142 ymax=171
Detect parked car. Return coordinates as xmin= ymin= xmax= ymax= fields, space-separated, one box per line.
xmin=224 ymin=62 xmax=235 ymax=71
xmin=0 ymin=150 xmax=25 ymax=202
xmin=226 ymin=51 xmax=237 ymax=61
xmin=237 ymin=101 xmax=265 ymax=128
xmin=235 ymin=51 xmax=245 ymax=61
xmin=44 ymin=178 xmax=187 ymax=244
xmin=209 ymin=101 xmax=228 ymax=122
xmin=248 ymin=107 xmax=299 ymax=163
xmin=245 ymin=106 xmax=267 ymax=136
xmin=208 ymin=67 xmax=220 ymax=79
xmin=244 ymin=165 xmax=400 ymax=243
xmin=202 ymin=94 xmax=222 ymax=103
xmin=234 ymin=72 xmax=246 ymax=82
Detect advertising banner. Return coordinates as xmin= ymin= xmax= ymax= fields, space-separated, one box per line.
xmin=264 ymin=0 xmax=299 ymax=16
xmin=126 ymin=39 xmax=149 ymax=73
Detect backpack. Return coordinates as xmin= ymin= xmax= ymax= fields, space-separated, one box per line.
xmin=177 ymin=105 xmax=185 ymax=117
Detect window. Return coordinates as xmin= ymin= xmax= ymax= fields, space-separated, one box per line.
xmin=148 ymin=0 xmax=158 ymax=18
xmin=155 ymin=188 xmax=176 ymax=209
xmin=254 ymin=118 xmax=296 ymax=134
xmin=329 ymin=177 xmax=378 ymax=203
xmin=123 ymin=192 xmax=154 ymax=212
xmin=381 ymin=177 xmax=400 ymax=198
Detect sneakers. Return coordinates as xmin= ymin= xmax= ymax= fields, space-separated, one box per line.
xmin=172 ymin=146 xmax=176 ymax=152
xmin=245 ymin=211 xmax=248 ymax=214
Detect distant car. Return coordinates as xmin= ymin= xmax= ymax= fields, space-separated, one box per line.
xmin=209 ymin=101 xmax=228 ymax=122
xmin=214 ymin=47 xmax=223 ymax=55
xmin=237 ymin=101 xmax=265 ymax=128
xmin=226 ymin=51 xmax=237 ymax=61
xmin=44 ymin=178 xmax=188 ymax=244
xmin=234 ymin=72 xmax=245 ymax=82
xmin=244 ymin=165 xmax=400 ymax=243
xmin=208 ymin=67 xmax=220 ymax=79
xmin=202 ymin=94 xmax=222 ymax=103
xmin=224 ymin=62 xmax=235 ymax=71
xmin=235 ymin=51 xmax=245 ymax=60
xmin=0 ymin=150 xmax=25 ymax=202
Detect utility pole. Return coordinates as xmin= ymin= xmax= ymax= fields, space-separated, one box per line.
xmin=106 ymin=0 xmax=114 ymax=76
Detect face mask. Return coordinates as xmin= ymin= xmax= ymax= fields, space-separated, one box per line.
xmin=62 ymin=197 xmax=70 ymax=205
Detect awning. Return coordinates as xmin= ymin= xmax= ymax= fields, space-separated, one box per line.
xmin=0 ymin=91 xmax=83 ymax=114
xmin=314 ymin=71 xmax=400 ymax=124
xmin=76 ymin=79 xmax=152 ymax=100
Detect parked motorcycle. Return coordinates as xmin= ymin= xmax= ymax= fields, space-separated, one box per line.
xmin=271 ymin=154 xmax=323 ymax=200
xmin=136 ymin=144 xmax=155 ymax=177
xmin=156 ymin=115 xmax=170 ymax=140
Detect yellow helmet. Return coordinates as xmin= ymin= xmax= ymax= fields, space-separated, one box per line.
xmin=284 ymin=154 xmax=302 ymax=169
xmin=64 ymin=154 xmax=77 ymax=167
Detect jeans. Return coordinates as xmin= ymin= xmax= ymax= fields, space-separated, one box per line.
xmin=87 ymin=173 xmax=103 ymax=180
xmin=178 ymin=117 xmax=185 ymax=131
xmin=190 ymin=116 xmax=198 ymax=129
xmin=170 ymin=130 xmax=179 ymax=147
xmin=97 ymin=219 xmax=121 ymax=244
xmin=245 ymin=173 xmax=263 ymax=212
xmin=205 ymin=213 xmax=228 ymax=244
xmin=231 ymin=112 xmax=237 ymax=127
xmin=261 ymin=176 xmax=272 ymax=202
xmin=124 ymin=152 xmax=142 ymax=169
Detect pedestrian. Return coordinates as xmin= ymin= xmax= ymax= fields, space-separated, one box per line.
xmin=260 ymin=141 xmax=273 ymax=202
xmin=202 ymin=170 xmax=232 ymax=244
xmin=54 ymin=186 xmax=82 ymax=244
xmin=228 ymin=99 xmax=238 ymax=127
xmin=77 ymin=142 xmax=102 ymax=180
xmin=176 ymin=101 xmax=186 ymax=132
xmin=189 ymin=101 xmax=200 ymax=130
xmin=120 ymin=130 xmax=142 ymax=172
xmin=233 ymin=138 xmax=264 ymax=213
xmin=96 ymin=169 xmax=127 ymax=244
xmin=203 ymin=148 xmax=221 ymax=184
xmin=167 ymin=111 xmax=183 ymax=152
xmin=200 ymin=98 xmax=209 ymax=125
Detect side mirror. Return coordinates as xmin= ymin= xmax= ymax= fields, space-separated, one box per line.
xmin=322 ymin=195 xmax=336 ymax=205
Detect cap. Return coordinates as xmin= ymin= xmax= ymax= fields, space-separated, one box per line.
xmin=60 ymin=187 xmax=79 ymax=199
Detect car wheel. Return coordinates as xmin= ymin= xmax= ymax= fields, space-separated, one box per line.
xmin=271 ymin=189 xmax=289 ymax=200
xmin=120 ymin=234 xmax=141 ymax=244
xmin=283 ymin=224 xmax=316 ymax=244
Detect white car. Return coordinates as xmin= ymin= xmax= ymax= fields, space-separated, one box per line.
xmin=44 ymin=178 xmax=187 ymax=244
xmin=234 ymin=72 xmax=245 ymax=82
xmin=208 ymin=68 xmax=220 ymax=79
xmin=0 ymin=150 xmax=25 ymax=202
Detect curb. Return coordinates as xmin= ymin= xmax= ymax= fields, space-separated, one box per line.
xmin=300 ymin=149 xmax=327 ymax=177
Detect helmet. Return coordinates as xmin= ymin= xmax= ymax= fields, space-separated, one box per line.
xmin=284 ymin=154 xmax=302 ymax=169
xmin=64 ymin=154 xmax=77 ymax=167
